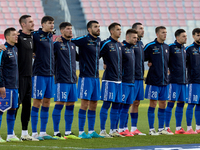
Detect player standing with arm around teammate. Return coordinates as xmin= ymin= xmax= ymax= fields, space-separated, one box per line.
xmin=0 ymin=28 xmax=21 ymax=142
xmin=99 ymin=23 xmax=124 ymax=138
xmin=71 ymin=20 xmax=104 ymax=139
xmin=144 ymin=26 xmax=172 ymax=135
xmin=117 ymin=29 xmax=137 ymax=137
xmin=31 ymin=16 xmax=57 ymax=140
xmin=185 ymin=28 xmax=200 ymax=134
xmin=52 ymin=22 xmax=80 ymax=140
xmin=165 ymin=29 xmax=187 ymax=134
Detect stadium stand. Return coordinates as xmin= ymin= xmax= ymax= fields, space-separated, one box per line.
xmin=80 ymin=0 xmax=200 ymax=44
xmin=0 ymin=0 xmax=199 ymax=45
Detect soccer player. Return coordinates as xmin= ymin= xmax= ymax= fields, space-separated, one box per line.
xmin=99 ymin=23 xmax=124 ymax=137
xmin=0 ymin=15 xmax=38 ymax=141
xmin=129 ymin=22 xmax=146 ymax=135
xmin=31 ymin=16 xmax=57 ymax=140
xmin=185 ymin=28 xmax=200 ymax=134
xmin=71 ymin=20 xmax=103 ymax=139
xmin=52 ymin=22 xmax=80 ymax=140
xmin=0 ymin=28 xmax=21 ymax=142
xmin=165 ymin=29 xmax=187 ymax=134
xmin=118 ymin=29 xmax=138 ymax=137
xmin=144 ymin=26 xmax=172 ymax=135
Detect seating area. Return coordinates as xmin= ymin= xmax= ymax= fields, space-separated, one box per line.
xmin=81 ymin=0 xmax=200 ymax=44
xmin=0 ymin=0 xmax=45 ymax=33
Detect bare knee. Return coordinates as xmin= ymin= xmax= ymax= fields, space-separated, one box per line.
xmin=89 ymin=101 xmax=97 ymax=111
xmin=42 ymin=98 xmax=50 ymax=107
xmin=33 ymin=99 xmax=42 ymax=108
xmin=159 ymin=100 xmax=166 ymax=109
xmin=149 ymin=99 xmax=157 ymax=108
xmin=80 ymin=99 xmax=89 ymax=110
xmin=66 ymin=102 xmax=75 ymax=106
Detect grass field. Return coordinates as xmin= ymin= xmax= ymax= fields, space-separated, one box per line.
xmin=0 ymin=98 xmax=200 ymax=150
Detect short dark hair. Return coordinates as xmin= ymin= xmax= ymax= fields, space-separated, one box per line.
xmin=59 ymin=22 xmax=72 ymax=30
xmin=155 ymin=26 xmax=166 ymax=33
xmin=87 ymin=20 xmax=99 ymax=30
xmin=126 ymin=29 xmax=137 ymax=35
xmin=19 ymin=15 xmax=31 ymax=25
xmin=132 ymin=22 xmax=142 ymax=30
xmin=4 ymin=27 xmax=16 ymax=39
xmin=41 ymin=16 xmax=54 ymax=24
xmin=192 ymin=28 xmax=200 ymax=35
xmin=175 ymin=29 xmax=186 ymax=37
xmin=108 ymin=22 xmax=121 ymax=31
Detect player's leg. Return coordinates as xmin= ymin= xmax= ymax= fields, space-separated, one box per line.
xmin=145 ymin=85 xmax=159 ymax=135
xmin=130 ymin=80 xmax=146 ymax=135
xmin=31 ymin=76 xmax=44 ymax=140
xmin=0 ymin=110 xmax=5 ymax=143
xmin=87 ymin=78 xmax=103 ymax=138
xmin=185 ymin=84 xmax=197 ymax=134
xmin=6 ymin=89 xmax=22 ymax=142
xmin=39 ymin=76 xmax=56 ymax=140
xmin=195 ymin=104 xmax=200 ymax=133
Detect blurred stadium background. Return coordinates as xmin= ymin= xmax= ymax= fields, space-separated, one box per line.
xmin=0 ymin=0 xmax=199 ymax=69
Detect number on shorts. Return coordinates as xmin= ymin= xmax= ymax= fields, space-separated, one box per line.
xmin=151 ymin=91 xmax=157 ymax=98
xmin=193 ymin=95 xmax=198 ymax=101
xmin=61 ymin=92 xmax=67 ymax=99
xmin=173 ymin=92 xmax=176 ymax=99
xmin=84 ymin=90 xmax=87 ymax=97
xmin=109 ymin=92 xmax=113 ymax=99
xmin=37 ymin=90 xmax=43 ymax=97
xmin=122 ymin=94 xmax=125 ymax=101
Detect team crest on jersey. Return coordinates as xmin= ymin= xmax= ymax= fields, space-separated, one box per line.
xmin=165 ymin=49 xmax=168 ymax=53
xmin=184 ymin=50 xmax=186 ymax=53
xmin=71 ymin=46 xmax=74 ymax=49
xmin=109 ymin=44 xmax=115 ymax=51
xmin=119 ymin=47 xmax=121 ymax=50
xmin=23 ymin=38 xmax=27 ymax=40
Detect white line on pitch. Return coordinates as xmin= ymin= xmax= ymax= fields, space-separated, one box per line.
xmin=0 ymin=145 xmax=88 ymax=149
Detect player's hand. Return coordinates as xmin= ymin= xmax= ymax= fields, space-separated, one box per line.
xmin=0 ymin=87 xmax=6 ymax=99
xmin=32 ymin=53 xmax=36 ymax=59
xmin=168 ymin=70 xmax=170 ymax=75
xmin=148 ymin=62 xmax=152 ymax=67
xmin=0 ymin=44 xmax=6 ymax=52
xmin=55 ymin=37 xmax=63 ymax=42
xmin=103 ymin=64 xmax=107 ymax=70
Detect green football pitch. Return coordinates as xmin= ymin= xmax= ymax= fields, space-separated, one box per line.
xmin=0 ymin=98 xmax=199 ymax=150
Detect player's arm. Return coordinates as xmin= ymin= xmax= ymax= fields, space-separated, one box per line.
xmin=75 ymin=50 xmax=79 ymax=61
xmin=100 ymin=41 xmax=108 ymax=58
xmin=0 ymin=44 xmax=6 ymax=51
xmin=143 ymin=44 xmax=151 ymax=61
xmin=71 ymin=35 xmax=86 ymax=47
xmin=0 ymin=51 xmax=6 ymax=98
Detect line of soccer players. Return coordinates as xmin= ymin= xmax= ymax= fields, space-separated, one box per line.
xmin=0 ymin=14 xmax=200 ymax=142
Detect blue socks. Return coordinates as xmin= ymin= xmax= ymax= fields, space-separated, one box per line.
xmin=148 ymin=107 xmax=155 ymax=129
xmin=186 ymin=104 xmax=195 ymax=126
xmin=52 ymin=104 xmax=63 ymax=132
xmin=100 ymin=101 xmax=111 ymax=130
xmin=165 ymin=102 xmax=174 ymax=127
xmin=131 ymin=112 xmax=138 ymax=127
xmin=116 ymin=104 xmax=123 ymax=129
xmin=31 ymin=106 xmax=39 ymax=133
xmin=0 ymin=111 xmax=3 ymax=129
xmin=40 ymin=106 xmax=49 ymax=132
xmin=124 ymin=113 xmax=129 ymax=129
xmin=175 ymin=102 xmax=184 ymax=127
xmin=110 ymin=103 xmax=120 ymax=130
xmin=78 ymin=109 xmax=86 ymax=132
xmin=119 ymin=104 xmax=129 ymax=129
xmin=65 ymin=105 xmax=74 ymax=132
xmin=195 ymin=105 xmax=200 ymax=126
xmin=88 ymin=110 xmax=96 ymax=131
xmin=158 ymin=108 xmax=165 ymax=129
xmin=7 ymin=110 xmax=16 ymax=135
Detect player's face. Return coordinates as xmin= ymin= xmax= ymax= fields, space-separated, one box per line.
xmin=177 ymin=32 xmax=187 ymax=44
xmin=42 ymin=21 xmax=54 ymax=32
xmin=157 ymin=29 xmax=167 ymax=42
xmin=128 ymin=33 xmax=138 ymax=45
xmin=24 ymin=17 xmax=34 ymax=31
xmin=136 ymin=25 xmax=144 ymax=38
xmin=112 ymin=25 xmax=121 ymax=39
xmin=90 ymin=23 xmax=100 ymax=37
xmin=62 ymin=26 xmax=73 ymax=39
xmin=193 ymin=32 xmax=200 ymax=44
xmin=7 ymin=31 xmax=18 ymax=44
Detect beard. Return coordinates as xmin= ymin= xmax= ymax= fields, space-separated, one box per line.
xmin=92 ymin=30 xmax=100 ymax=37
xmin=195 ymin=40 xmax=200 ymax=44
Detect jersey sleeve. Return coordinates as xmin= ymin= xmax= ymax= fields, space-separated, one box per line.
xmin=71 ymin=35 xmax=86 ymax=47
xmin=100 ymin=41 xmax=108 ymax=58
xmin=0 ymin=51 xmax=6 ymax=87
xmin=144 ymin=44 xmax=151 ymax=61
